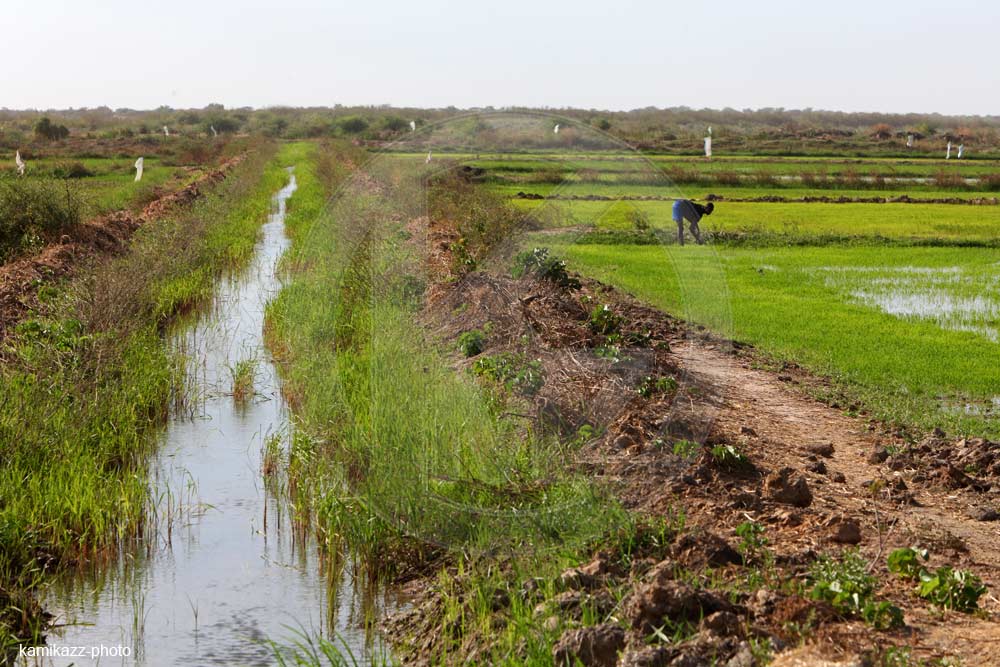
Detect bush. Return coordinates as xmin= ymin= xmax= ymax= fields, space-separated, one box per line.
xmin=887 ymin=547 xmax=986 ymax=612
xmin=52 ymin=161 xmax=94 ymax=179
xmin=473 ymin=353 xmax=544 ymax=396
xmin=809 ymin=550 xmax=903 ymax=629
xmin=513 ymin=247 xmax=581 ymax=290
xmin=458 ymin=329 xmax=486 ymax=357
xmin=0 ymin=179 xmax=82 ymax=259
xmin=33 ymin=116 xmax=69 ymax=141
xmin=338 ymin=116 xmax=369 ymax=134
xmin=588 ymin=304 xmax=623 ymax=336
xmin=637 ymin=374 xmax=677 ymax=398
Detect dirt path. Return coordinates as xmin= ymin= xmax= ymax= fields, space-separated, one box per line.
xmin=674 ymin=339 xmax=1000 ymax=663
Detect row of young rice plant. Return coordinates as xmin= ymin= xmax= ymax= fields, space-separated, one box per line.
xmin=0 ymin=139 xmax=289 ymax=648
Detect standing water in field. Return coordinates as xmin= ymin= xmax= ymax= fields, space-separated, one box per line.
xmin=32 ymin=170 xmax=392 ymax=666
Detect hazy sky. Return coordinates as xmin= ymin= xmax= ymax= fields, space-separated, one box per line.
xmin=5 ymin=0 xmax=998 ymax=115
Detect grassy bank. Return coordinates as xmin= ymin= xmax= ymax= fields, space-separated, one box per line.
xmin=0 ymin=140 xmax=289 ymax=647
xmin=266 ymin=143 xmax=637 ymax=662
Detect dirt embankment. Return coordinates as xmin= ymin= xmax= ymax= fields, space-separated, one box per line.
xmin=384 ymin=215 xmax=1000 ymax=666
xmin=0 ymin=155 xmax=244 ymax=340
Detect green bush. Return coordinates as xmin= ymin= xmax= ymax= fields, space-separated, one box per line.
xmin=0 ymin=179 xmax=82 ymax=259
xmin=888 ymin=547 xmax=985 ymax=612
xmin=637 ymin=374 xmax=678 ymax=398
xmin=473 ymin=352 xmax=544 ymax=396
xmin=809 ymin=550 xmax=903 ymax=629
xmin=513 ymin=247 xmax=581 ymax=290
xmin=458 ymin=329 xmax=486 ymax=357
xmin=588 ymin=304 xmax=623 ymax=336
xmin=51 ymin=161 xmax=93 ymax=179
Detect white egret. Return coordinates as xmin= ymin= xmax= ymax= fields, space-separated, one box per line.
xmin=553 ymin=124 xmax=560 ymax=134
xmin=210 ymin=125 xmax=218 ymax=137
xmin=704 ymin=136 xmax=712 ymax=158
xmin=409 ymin=120 xmax=416 ymax=132
xmin=906 ymin=134 xmax=914 ymax=148
xmin=15 ymin=150 xmax=25 ymax=176
xmin=425 ymin=151 xmax=432 ymax=164
xmin=163 ymin=125 xmax=170 ymax=137
xmin=958 ymin=144 xmax=964 ymax=159
xmin=946 ymin=142 xmax=952 ymax=160
xmin=134 ymin=157 xmax=144 ymax=182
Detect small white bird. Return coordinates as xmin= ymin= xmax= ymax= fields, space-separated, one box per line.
xmin=163 ymin=125 xmax=170 ymax=137
xmin=15 ymin=150 xmax=25 ymax=176
xmin=425 ymin=151 xmax=432 ymax=164
xmin=906 ymin=134 xmax=914 ymax=148
xmin=958 ymin=144 xmax=965 ymax=159
xmin=210 ymin=125 xmax=218 ymax=137
xmin=946 ymin=141 xmax=952 ymax=160
xmin=134 ymin=157 xmax=144 ymax=182
xmin=409 ymin=120 xmax=416 ymax=132
xmin=553 ymin=124 xmax=560 ymax=134
xmin=708 ymin=126 xmax=713 ymax=136
xmin=704 ymin=136 xmax=713 ymax=158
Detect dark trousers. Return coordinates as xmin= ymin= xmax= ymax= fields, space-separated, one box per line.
xmin=677 ymin=220 xmax=703 ymax=245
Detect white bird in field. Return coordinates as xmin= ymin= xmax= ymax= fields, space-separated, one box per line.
xmin=708 ymin=126 xmax=713 ymax=136
xmin=134 ymin=157 xmax=144 ymax=182
xmin=958 ymin=144 xmax=964 ymax=159
xmin=553 ymin=124 xmax=560 ymax=134
xmin=409 ymin=120 xmax=416 ymax=132
xmin=15 ymin=150 xmax=25 ymax=176
xmin=425 ymin=151 xmax=432 ymax=164
xmin=906 ymin=134 xmax=914 ymax=148
xmin=704 ymin=136 xmax=712 ymax=158
xmin=163 ymin=125 xmax=170 ymax=137
xmin=946 ymin=141 xmax=952 ymax=160
xmin=210 ymin=125 xmax=218 ymax=137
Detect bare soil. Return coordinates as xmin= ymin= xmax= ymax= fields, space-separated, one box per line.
xmin=385 ymin=214 xmax=1000 ymax=666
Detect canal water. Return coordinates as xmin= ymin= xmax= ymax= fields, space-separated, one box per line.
xmin=32 ymin=170 xmax=390 ymax=666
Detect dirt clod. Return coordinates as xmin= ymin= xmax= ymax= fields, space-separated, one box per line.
xmin=552 ymin=623 xmax=625 ymax=667
xmin=763 ymin=467 xmax=813 ymax=507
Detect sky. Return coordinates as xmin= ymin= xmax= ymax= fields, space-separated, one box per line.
xmin=4 ymin=0 xmax=999 ymax=116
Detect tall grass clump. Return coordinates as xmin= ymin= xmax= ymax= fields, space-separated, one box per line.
xmin=0 ymin=139 xmax=290 ymax=646
xmin=0 ymin=178 xmax=82 ymax=260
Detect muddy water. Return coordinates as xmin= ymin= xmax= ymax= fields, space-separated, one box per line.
xmin=32 ymin=171 xmax=390 ymax=666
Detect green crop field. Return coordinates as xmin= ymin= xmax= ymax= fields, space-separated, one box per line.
xmin=412 ymin=147 xmax=1000 ymax=439
xmin=543 ymin=241 xmax=1000 ymax=437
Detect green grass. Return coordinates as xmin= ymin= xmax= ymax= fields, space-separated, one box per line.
xmin=266 ymin=143 xmax=623 ymax=577
xmin=548 ymin=241 xmax=1000 ymax=437
xmin=492 ymin=182 xmax=1000 ymax=201
xmin=0 ymin=140 xmax=288 ymax=647
xmin=516 ymin=198 xmax=1000 ymax=243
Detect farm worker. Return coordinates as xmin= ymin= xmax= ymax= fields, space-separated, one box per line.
xmin=672 ymin=199 xmax=714 ymax=245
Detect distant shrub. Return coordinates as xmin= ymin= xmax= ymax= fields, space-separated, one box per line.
xmin=629 ymin=209 xmax=651 ymax=232
xmin=0 ymin=179 xmax=82 ymax=260
xmin=981 ymin=173 xmax=1000 ymax=191
xmin=338 ymin=116 xmax=369 ymax=134
xmin=933 ymin=171 xmax=966 ymax=190
xmin=33 ymin=116 xmax=69 ymax=141
xmin=52 ymin=161 xmax=94 ymax=179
